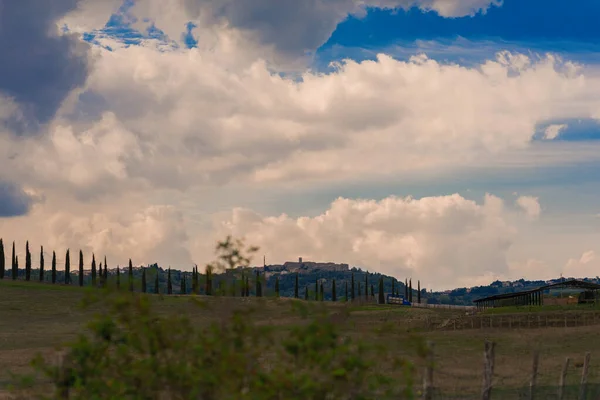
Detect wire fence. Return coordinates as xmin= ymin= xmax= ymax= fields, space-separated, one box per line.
xmin=421 ymin=342 xmax=600 ymax=400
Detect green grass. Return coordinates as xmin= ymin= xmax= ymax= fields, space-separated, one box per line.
xmin=483 ymin=303 xmax=600 ymax=315
xmin=1 ymin=280 xmax=600 ymax=399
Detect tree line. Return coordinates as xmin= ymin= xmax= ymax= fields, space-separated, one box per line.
xmin=0 ymin=238 xmax=424 ymax=303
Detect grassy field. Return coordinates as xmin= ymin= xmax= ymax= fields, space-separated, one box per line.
xmin=1 ymin=280 xmax=600 ymax=399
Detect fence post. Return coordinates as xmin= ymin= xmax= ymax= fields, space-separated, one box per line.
xmin=579 ymin=352 xmax=591 ymax=400
xmin=558 ymin=357 xmax=570 ymax=400
xmin=481 ymin=340 xmax=496 ymax=400
xmin=529 ymin=351 xmax=539 ymax=400
xmin=423 ymin=341 xmax=435 ymax=400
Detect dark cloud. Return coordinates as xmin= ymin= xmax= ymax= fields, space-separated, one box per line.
xmin=0 ymin=182 xmax=34 ymax=217
xmin=0 ymin=0 xmax=90 ymax=131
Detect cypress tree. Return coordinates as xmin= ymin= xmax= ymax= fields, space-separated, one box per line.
xmin=245 ymin=276 xmax=250 ymax=297
xmin=39 ymin=246 xmax=44 ymax=282
xmin=11 ymin=241 xmax=16 ymax=280
xmin=65 ymin=249 xmax=70 ymax=284
xmin=332 ymin=279 xmax=337 ymax=302
xmin=378 ymin=277 xmax=385 ymax=304
xmin=128 ymin=259 xmax=134 ymax=292
xmin=345 ymin=281 xmax=348 ymax=302
xmin=275 ymin=276 xmax=280 ymax=298
xmin=191 ymin=266 xmax=197 ymax=294
xmin=314 ymin=278 xmax=318 ymax=301
xmin=98 ymin=262 xmax=103 ymax=286
xmin=409 ymin=279 xmax=413 ymax=302
xmin=351 ymin=273 xmax=355 ymax=301
xmin=167 ymin=268 xmax=172 ymax=295
xmin=14 ymin=255 xmax=18 ymax=278
xmin=304 ymin=286 xmax=308 ymax=300
xmin=180 ymin=274 xmax=186 ymax=294
xmin=141 ymin=267 xmax=147 ymax=293
xmin=116 ymin=266 xmax=120 ymax=289
xmin=25 ymin=241 xmax=31 ymax=281
xmin=294 ymin=272 xmax=299 ymax=298
xmin=154 ymin=270 xmax=159 ymax=294
xmin=206 ymin=266 xmax=213 ymax=296
xmin=51 ymin=251 xmax=56 ymax=284
xmin=240 ymin=272 xmax=245 ymax=297
xmin=0 ymin=238 xmax=4 ymax=279
xmin=371 ymin=284 xmax=374 ymax=298
xmin=91 ymin=254 xmax=97 ymax=286
xmin=78 ymin=250 xmax=84 ymax=287
xmin=103 ymin=256 xmax=108 ymax=286
xmin=320 ymin=283 xmax=324 ymax=301
xmin=358 ymin=283 xmax=362 ymax=298
xmin=405 ymin=278 xmax=408 ymax=298
xmin=255 ymin=270 xmax=260 ymax=297
xmin=391 ymin=280 xmax=395 ymax=297
xmin=364 ymin=272 xmax=368 ymax=300
xmin=418 ymin=280 xmax=421 ymax=303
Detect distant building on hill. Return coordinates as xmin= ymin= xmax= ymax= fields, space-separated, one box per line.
xmin=249 ymin=257 xmax=349 ymax=277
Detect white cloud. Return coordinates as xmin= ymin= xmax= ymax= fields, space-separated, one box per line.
xmin=564 ymin=250 xmax=599 ymax=279
xmin=516 ymin=196 xmax=541 ymax=221
xmin=205 ymin=193 xmax=522 ymax=289
xmin=543 ymin=124 xmax=567 ymax=140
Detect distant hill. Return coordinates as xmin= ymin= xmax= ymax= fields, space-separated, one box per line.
xmin=14 ymin=261 xmax=600 ymax=306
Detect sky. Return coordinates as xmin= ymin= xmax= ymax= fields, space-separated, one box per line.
xmin=2 ymin=0 xmax=600 ymax=290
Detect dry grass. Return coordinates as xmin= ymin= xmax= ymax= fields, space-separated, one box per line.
xmin=1 ymin=280 xmax=600 ymax=398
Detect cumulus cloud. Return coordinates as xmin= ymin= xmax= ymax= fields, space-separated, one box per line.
xmin=564 ymin=250 xmax=599 ymax=279
xmin=516 ymin=196 xmax=541 ymax=221
xmin=0 ymin=0 xmax=91 ymax=130
xmin=205 ymin=193 xmax=522 ymax=289
xmin=0 ymin=195 xmax=192 ymax=269
xmin=125 ymin=0 xmax=502 ymax=66
xmin=0 ymin=182 xmax=35 ymax=217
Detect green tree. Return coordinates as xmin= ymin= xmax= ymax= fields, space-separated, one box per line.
xmin=391 ymin=280 xmax=395 ymax=297
xmin=304 ymin=285 xmax=309 ymax=300
xmin=167 ymin=268 xmax=173 ymax=295
xmin=78 ymin=250 xmax=84 ymax=287
xmin=91 ymin=254 xmax=97 ymax=287
xmin=206 ymin=265 xmax=213 ymax=296
xmin=14 ymin=255 xmax=18 ymax=277
xmin=65 ymin=249 xmax=71 ymax=285
xmin=180 ymin=274 xmax=186 ymax=295
xmin=128 ymin=259 xmax=134 ymax=292
xmin=364 ymin=272 xmax=368 ymax=300
xmin=314 ymin=278 xmax=318 ymax=301
xmin=405 ymin=278 xmax=408 ymax=298
xmin=245 ymin=276 xmax=250 ymax=297
xmin=417 ymin=280 xmax=421 ymax=303
xmin=332 ymin=279 xmax=337 ymax=302
xmin=39 ymin=246 xmax=44 ymax=282
xmin=141 ymin=268 xmax=147 ymax=293
xmin=255 ymin=270 xmax=260 ymax=297
xmin=294 ymin=272 xmax=299 ymax=298
xmin=344 ymin=281 xmax=348 ymax=302
xmin=378 ymin=277 xmax=385 ymax=304
xmin=370 ymin=284 xmax=374 ymax=298
xmin=320 ymin=283 xmax=324 ymax=301
xmin=11 ymin=241 xmax=16 ymax=280
xmin=103 ymin=256 xmax=108 ymax=287
xmin=25 ymin=241 xmax=31 ymax=281
xmin=192 ymin=266 xmax=198 ymax=294
xmin=116 ymin=266 xmax=120 ymax=290
xmin=409 ymin=279 xmax=413 ymax=303
xmin=51 ymin=251 xmax=56 ymax=284
xmin=275 ymin=276 xmax=280 ymax=298
xmin=350 ymin=273 xmax=355 ymax=301
xmin=358 ymin=283 xmax=362 ymax=298
xmin=0 ymin=238 xmax=4 ymax=279
xmin=154 ymin=270 xmax=159 ymax=294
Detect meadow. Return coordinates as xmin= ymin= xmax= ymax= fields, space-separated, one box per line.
xmin=1 ymin=280 xmax=600 ymax=399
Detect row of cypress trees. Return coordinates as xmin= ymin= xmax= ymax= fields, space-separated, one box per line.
xmin=0 ymin=239 xmax=423 ymax=302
